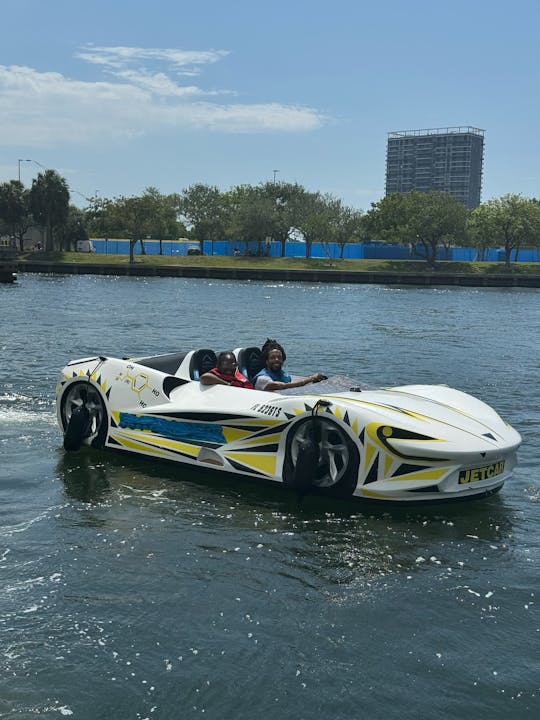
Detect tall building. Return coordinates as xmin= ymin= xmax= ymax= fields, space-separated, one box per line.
xmin=385 ymin=126 xmax=485 ymax=208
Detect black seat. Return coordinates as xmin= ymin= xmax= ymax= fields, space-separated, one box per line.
xmin=189 ymin=349 xmax=217 ymax=380
xmin=136 ymin=351 xmax=188 ymax=375
xmin=236 ymin=347 xmax=264 ymax=382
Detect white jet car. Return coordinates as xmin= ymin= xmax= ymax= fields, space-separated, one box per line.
xmin=56 ymin=347 xmax=521 ymax=503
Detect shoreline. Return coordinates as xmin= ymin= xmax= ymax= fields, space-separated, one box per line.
xmin=15 ymin=259 xmax=540 ymax=287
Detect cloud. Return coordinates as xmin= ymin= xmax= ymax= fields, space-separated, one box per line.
xmin=111 ymin=69 xmax=232 ymax=98
xmin=75 ymin=45 xmax=229 ymax=75
xmin=0 ymin=46 xmax=326 ymax=147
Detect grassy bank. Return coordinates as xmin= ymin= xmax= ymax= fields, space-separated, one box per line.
xmin=17 ymin=251 xmax=540 ymax=275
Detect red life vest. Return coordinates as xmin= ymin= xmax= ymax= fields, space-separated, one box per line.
xmin=208 ymin=367 xmax=254 ymax=389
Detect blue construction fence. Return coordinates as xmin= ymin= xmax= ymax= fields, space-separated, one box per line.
xmin=90 ymin=239 xmax=540 ymax=263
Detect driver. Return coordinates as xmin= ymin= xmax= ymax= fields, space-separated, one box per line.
xmin=200 ymin=352 xmax=254 ymax=389
xmin=253 ymin=339 xmax=326 ymax=392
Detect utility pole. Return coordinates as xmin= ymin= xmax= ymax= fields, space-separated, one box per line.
xmin=18 ymin=159 xmax=31 ymax=182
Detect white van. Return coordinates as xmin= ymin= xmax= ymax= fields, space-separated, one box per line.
xmin=76 ymin=240 xmax=96 ymax=253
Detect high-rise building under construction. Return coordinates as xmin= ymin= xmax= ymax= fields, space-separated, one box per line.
xmin=385 ymin=126 xmax=484 ymax=208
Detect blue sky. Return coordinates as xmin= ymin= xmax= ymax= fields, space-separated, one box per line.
xmin=1 ymin=0 xmax=539 ymax=210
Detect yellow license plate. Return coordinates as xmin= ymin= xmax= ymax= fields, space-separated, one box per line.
xmin=459 ymin=460 xmax=505 ymax=484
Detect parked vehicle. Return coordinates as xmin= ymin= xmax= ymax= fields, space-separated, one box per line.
xmin=76 ymin=240 xmax=96 ymax=253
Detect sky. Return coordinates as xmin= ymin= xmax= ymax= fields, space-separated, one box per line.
xmin=1 ymin=0 xmax=539 ymax=211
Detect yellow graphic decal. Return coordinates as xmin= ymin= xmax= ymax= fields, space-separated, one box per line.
xmin=390 ymin=467 xmax=449 ymax=483
xmin=89 ymin=371 xmax=107 ymax=392
xmin=384 ymin=454 xmax=394 ymax=475
xmin=363 ymin=422 xmax=388 ymax=475
xmin=365 ymin=442 xmax=377 ymax=472
xmin=233 ymin=417 xmax=283 ymax=427
xmin=358 ymin=487 xmax=391 ymax=499
xmin=233 ymin=433 xmax=282 ymax=448
xmin=114 ymin=436 xmax=170 ymax=457
xmin=398 ymin=409 xmax=432 ymax=422
xmin=222 ymin=426 xmax=255 ymax=443
xmin=224 ymin=452 xmax=277 ymax=476
xmin=115 ymin=429 xmax=199 ymax=457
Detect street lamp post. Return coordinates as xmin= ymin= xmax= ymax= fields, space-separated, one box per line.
xmin=29 ymin=159 xmax=46 ymax=171
xmin=17 ymin=159 xmax=31 ymax=182
xmin=18 ymin=158 xmax=46 ymax=182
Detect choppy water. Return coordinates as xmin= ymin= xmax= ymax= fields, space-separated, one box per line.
xmin=1 ymin=273 xmax=539 ymax=719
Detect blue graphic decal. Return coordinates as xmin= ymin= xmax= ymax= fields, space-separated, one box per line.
xmin=119 ymin=413 xmax=226 ymax=444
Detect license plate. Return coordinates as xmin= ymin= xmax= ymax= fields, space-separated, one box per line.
xmin=459 ymin=460 xmax=505 ymax=484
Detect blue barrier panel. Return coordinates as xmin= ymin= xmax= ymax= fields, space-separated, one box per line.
xmin=495 ymin=248 xmax=540 ymax=262
xmin=363 ymin=244 xmax=410 ymax=260
xmin=203 ymin=240 xmax=230 ymax=255
xmin=453 ymin=247 xmax=477 ymax=261
xmin=92 ymin=240 xmax=195 ymax=256
xmin=91 ymin=239 xmax=540 ymax=263
xmin=343 ymin=244 xmax=364 ymax=259
xmin=514 ymin=248 xmax=540 ymax=262
xmin=452 ymin=247 xmax=506 ymax=262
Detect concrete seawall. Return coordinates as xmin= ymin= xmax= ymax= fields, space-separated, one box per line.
xmin=16 ymin=261 xmax=540 ymax=287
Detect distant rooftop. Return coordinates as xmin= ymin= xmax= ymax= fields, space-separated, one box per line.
xmin=388 ymin=126 xmax=485 ymax=139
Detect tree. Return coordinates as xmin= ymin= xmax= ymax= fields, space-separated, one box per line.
xmin=466 ymin=203 xmax=499 ymax=260
xmin=363 ymin=191 xmax=467 ymax=266
xmin=28 ymin=170 xmax=70 ymax=252
xmin=85 ymin=190 xmax=186 ymax=258
xmin=138 ymin=187 xmax=185 ymax=255
xmin=468 ymin=194 xmax=540 ymax=267
xmin=224 ymin=185 xmax=276 ymax=255
xmin=84 ymin=195 xmax=117 ymax=242
xmin=179 ymin=184 xmax=226 ymax=255
xmin=323 ymin=202 xmax=364 ymax=260
xmin=0 ymin=180 xmax=32 ymax=251
xmin=296 ymin=192 xmax=339 ymax=259
xmin=257 ymin=182 xmax=308 ymax=257
xmin=106 ymin=195 xmax=156 ymax=263
xmin=62 ymin=206 xmax=89 ymax=251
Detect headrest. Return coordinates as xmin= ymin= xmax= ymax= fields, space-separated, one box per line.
xmin=237 ymin=346 xmax=264 ymax=382
xmin=190 ymin=348 xmax=217 ymax=380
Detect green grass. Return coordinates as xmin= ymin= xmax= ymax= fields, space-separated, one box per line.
xmin=17 ymin=251 xmax=540 ymax=275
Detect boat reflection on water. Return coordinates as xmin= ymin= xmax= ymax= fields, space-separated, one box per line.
xmin=57 ymin=446 xmax=290 ymax=507
xmin=56 ymin=446 xmax=516 ymax=571
xmin=57 ymin=449 xmax=113 ymax=503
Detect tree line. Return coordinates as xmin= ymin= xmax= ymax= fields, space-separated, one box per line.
xmin=1 ymin=169 xmax=539 ymax=267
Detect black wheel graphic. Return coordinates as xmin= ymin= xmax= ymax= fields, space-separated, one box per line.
xmin=283 ymin=417 xmax=359 ymax=497
xmin=61 ymin=381 xmax=108 ymax=449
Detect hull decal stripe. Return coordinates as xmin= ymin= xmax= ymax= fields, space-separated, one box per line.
xmin=119 ymin=413 xmax=225 ymax=444
xmin=114 ymin=429 xmax=200 ymax=456
xmin=113 ymin=433 xmax=198 ymax=460
xmin=224 ymin=451 xmax=277 ymax=476
xmin=153 ymin=411 xmax=252 ymax=422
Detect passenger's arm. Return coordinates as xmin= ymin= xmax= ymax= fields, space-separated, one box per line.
xmin=257 ymin=374 xmax=326 ymax=392
xmin=200 ymin=372 xmax=230 ymax=386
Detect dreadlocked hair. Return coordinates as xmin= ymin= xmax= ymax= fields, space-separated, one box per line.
xmin=261 ymin=338 xmax=286 ymax=362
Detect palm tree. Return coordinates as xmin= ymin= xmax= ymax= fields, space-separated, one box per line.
xmin=28 ymin=170 xmax=70 ymax=251
xmin=0 ymin=180 xmax=31 ymax=251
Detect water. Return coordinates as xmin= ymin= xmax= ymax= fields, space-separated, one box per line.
xmin=1 ymin=274 xmax=539 ymax=719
